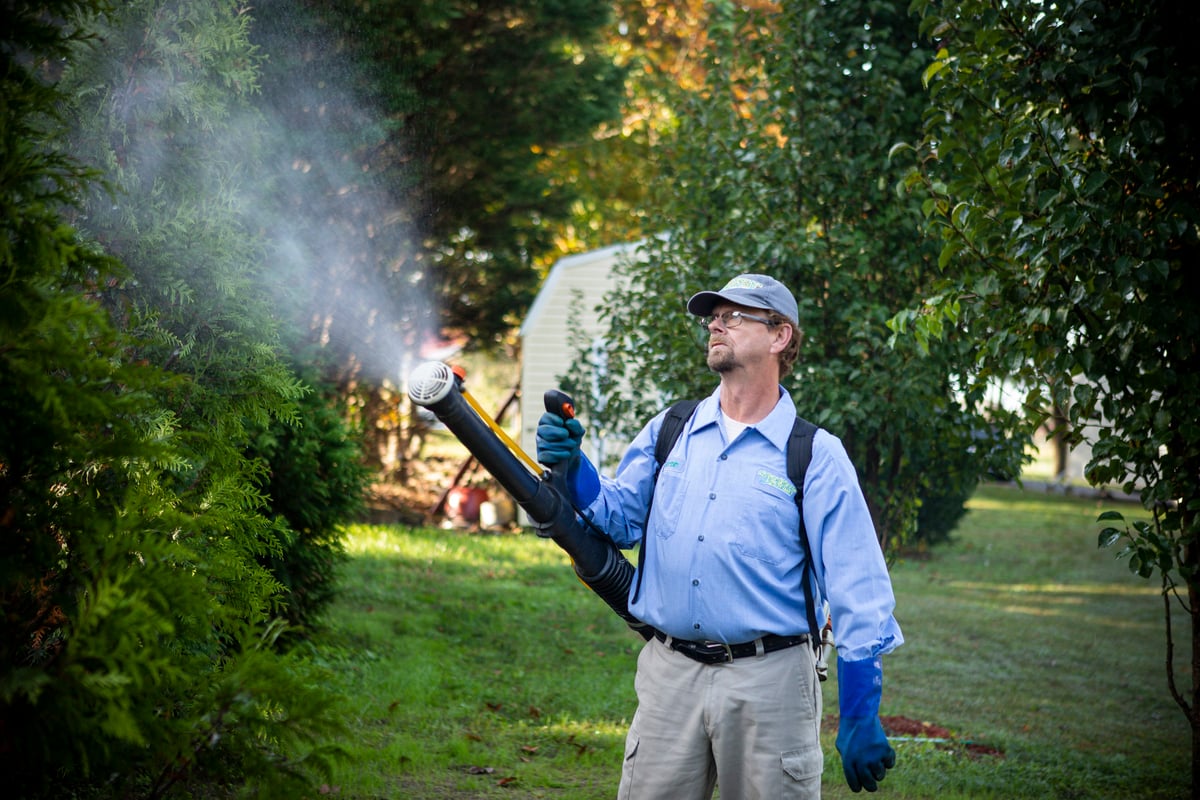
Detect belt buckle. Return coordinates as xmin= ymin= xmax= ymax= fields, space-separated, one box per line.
xmin=700 ymin=641 xmax=734 ymax=663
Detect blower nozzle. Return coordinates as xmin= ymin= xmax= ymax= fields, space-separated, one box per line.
xmin=407 ymin=361 xmax=650 ymax=639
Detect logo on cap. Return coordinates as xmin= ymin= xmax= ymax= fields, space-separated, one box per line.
xmin=723 ymin=277 xmax=766 ymax=291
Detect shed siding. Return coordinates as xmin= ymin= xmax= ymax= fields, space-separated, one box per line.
xmin=518 ymin=241 xmax=642 ymax=478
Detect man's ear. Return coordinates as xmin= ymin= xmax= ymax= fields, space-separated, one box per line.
xmin=770 ymin=322 xmax=793 ymax=354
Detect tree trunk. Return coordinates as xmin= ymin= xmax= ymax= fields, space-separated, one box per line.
xmin=1191 ymin=574 xmax=1200 ymax=799
xmin=1050 ymin=401 xmax=1069 ymax=479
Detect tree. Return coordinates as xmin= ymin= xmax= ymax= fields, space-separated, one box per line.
xmin=1 ymin=2 xmax=187 ymax=787
xmin=1 ymin=2 xmax=350 ymax=795
xmin=244 ymin=0 xmax=626 ymax=474
xmin=892 ymin=0 xmax=1200 ymax=787
xmin=248 ymin=0 xmax=628 ymax=348
xmin=573 ymin=0 xmax=1022 ymax=550
xmin=249 ymin=360 xmax=371 ymax=632
xmin=541 ymin=0 xmax=713 ymax=255
xmin=61 ymin=0 xmax=307 ymax=620
xmin=355 ymin=0 xmax=626 ymax=344
xmin=545 ymin=1 xmax=792 ymax=265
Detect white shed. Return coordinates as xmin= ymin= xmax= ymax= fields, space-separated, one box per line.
xmin=517 ymin=239 xmax=645 ymax=475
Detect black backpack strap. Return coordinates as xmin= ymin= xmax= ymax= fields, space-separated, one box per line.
xmin=633 ymin=399 xmax=701 ymax=604
xmin=637 ymin=403 xmax=823 ymax=653
xmin=787 ymin=417 xmax=822 ymax=653
xmin=655 ymin=399 xmax=701 ymax=468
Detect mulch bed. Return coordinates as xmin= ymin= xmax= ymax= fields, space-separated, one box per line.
xmin=881 ymin=715 xmax=1004 ymax=758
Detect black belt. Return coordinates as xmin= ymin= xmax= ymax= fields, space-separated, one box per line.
xmin=654 ymin=630 xmax=810 ymax=665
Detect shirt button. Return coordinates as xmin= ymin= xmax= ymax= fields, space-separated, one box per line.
xmin=692 ymin=579 xmax=700 ymax=586
xmin=694 ymin=623 xmax=701 ymax=630
xmin=698 ymin=535 xmax=705 ymax=542
xmin=719 ymin=454 xmax=728 ymax=460
xmin=708 ymin=492 xmax=716 ymax=500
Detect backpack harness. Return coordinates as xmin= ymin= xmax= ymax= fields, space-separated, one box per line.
xmin=636 ymin=398 xmax=823 ymax=655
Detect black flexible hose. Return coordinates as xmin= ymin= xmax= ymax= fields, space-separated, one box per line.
xmin=407 ymin=362 xmax=651 ymax=639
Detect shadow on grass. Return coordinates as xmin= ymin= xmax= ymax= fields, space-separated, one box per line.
xmin=313 ymin=525 xmax=639 ymax=798
xmin=312 ymin=489 xmax=1191 ymax=800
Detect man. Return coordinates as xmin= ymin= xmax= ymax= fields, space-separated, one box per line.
xmin=536 ymin=273 xmax=902 ymax=799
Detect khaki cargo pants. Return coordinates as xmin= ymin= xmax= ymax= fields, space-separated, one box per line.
xmin=618 ymin=634 xmax=824 ymax=800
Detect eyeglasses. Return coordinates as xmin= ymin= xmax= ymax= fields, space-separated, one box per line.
xmin=697 ymin=310 xmax=778 ymax=330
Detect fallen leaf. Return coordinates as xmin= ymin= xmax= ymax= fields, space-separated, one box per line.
xmin=467 ymin=766 xmax=495 ymax=775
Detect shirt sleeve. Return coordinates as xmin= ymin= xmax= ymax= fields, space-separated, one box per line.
xmin=805 ymin=430 xmax=904 ymax=662
xmin=578 ymin=412 xmax=665 ymax=550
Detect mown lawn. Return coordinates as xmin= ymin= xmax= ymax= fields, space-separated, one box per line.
xmin=307 ymin=484 xmax=1189 ymax=799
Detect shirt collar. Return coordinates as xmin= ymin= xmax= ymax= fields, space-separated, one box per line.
xmin=696 ymin=385 xmax=796 ymax=453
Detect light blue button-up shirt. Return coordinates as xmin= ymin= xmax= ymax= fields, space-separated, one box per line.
xmin=581 ymin=386 xmax=902 ymax=662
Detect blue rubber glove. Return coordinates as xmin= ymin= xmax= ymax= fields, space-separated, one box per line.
xmin=836 ymin=656 xmax=896 ymax=792
xmin=536 ymin=411 xmax=585 ymax=467
xmin=536 ymin=413 xmax=600 ymax=508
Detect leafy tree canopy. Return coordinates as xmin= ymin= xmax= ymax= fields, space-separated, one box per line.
xmin=3 ymin=2 xmax=354 ymax=795
xmin=891 ymin=0 xmax=1200 ymax=779
xmin=573 ymin=0 xmax=1025 ymax=550
xmin=251 ymin=0 xmax=627 ymax=353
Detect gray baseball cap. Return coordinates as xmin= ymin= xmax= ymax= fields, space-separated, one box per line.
xmin=686 ymin=273 xmax=799 ymax=325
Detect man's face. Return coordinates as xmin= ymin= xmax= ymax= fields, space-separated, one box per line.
xmin=704 ymin=302 xmax=776 ymax=374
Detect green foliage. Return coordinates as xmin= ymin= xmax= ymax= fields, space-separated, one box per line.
xmin=350 ymin=0 xmax=627 ymax=344
xmin=575 ymin=0 xmax=1024 ymax=550
xmin=250 ymin=0 xmax=627 ymax=353
xmin=61 ymin=0 xmax=303 ymax=621
xmin=894 ymin=0 xmax=1200 ymax=773
xmin=251 ymin=365 xmax=371 ymax=631
xmin=3 ymin=2 xmax=355 ymax=796
xmin=2 ymin=0 xmax=184 ymax=786
xmin=898 ymin=0 xmax=1200 ymax=520
xmin=133 ymin=620 xmax=348 ymax=800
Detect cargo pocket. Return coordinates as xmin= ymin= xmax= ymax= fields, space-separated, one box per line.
xmin=616 ymin=736 xmax=640 ymax=799
xmin=781 ymin=744 xmax=823 ymax=799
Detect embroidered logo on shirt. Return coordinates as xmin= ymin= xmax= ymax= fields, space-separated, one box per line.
xmin=757 ymin=469 xmax=796 ymax=497
xmin=663 ymin=459 xmax=683 ymax=471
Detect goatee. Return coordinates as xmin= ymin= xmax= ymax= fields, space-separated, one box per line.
xmin=707 ymin=346 xmax=734 ymax=373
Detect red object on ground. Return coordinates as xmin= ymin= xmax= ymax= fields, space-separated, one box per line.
xmin=446 ymin=486 xmax=489 ymax=523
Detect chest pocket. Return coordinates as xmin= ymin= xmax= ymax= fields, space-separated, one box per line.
xmin=730 ymin=474 xmax=800 ymax=565
xmin=649 ymin=462 xmax=689 ymax=541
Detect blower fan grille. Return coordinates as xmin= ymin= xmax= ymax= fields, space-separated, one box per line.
xmin=407 ymin=361 xmax=456 ymax=406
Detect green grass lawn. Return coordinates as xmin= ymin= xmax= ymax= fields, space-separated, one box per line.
xmin=308 ymin=485 xmax=1189 ymax=799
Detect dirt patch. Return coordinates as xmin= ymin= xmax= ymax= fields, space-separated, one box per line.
xmin=882 ymin=715 xmax=954 ymax=739
xmin=362 ymin=454 xmax=465 ymax=526
xmin=364 ymin=453 xmax=525 ymax=533
xmin=881 ymin=715 xmax=1004 ymax=759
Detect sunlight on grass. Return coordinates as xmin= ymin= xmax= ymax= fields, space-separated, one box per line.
xmin=545 ymin=718 xmax=629 ymax=739
xmin=343 ymin=523 xmax=571 ymax=568
xmin=342 ymin=524 xmax=414 ymax=555
xmin=946 ymin=580 xmax=1161 ymax=597
xmin=318 ymin=486 xmax=1189 ymax=800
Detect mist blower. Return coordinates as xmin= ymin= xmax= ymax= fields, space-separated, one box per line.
xmin=406 ymin=361 xmax=651 ymax=640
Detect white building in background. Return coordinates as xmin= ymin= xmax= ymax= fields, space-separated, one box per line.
xmin=517 ymin=240 xmax=645 ymax=476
